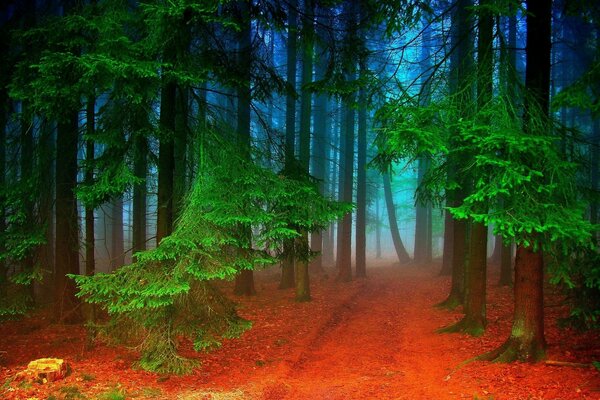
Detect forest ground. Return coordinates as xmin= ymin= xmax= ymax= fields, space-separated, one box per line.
xmin=1 ymin=260 xmax=599 ymax=399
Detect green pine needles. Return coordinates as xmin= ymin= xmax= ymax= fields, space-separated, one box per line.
xmin=71 ymin=144 xmax=350 ymax=374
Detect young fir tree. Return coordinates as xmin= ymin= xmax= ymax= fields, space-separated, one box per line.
xmin=72 ymin=137 xmax=350 ymax=373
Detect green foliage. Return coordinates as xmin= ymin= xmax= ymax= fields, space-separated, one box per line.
xmin=377 ymin=91 xmax=594 ymax=251
xmin=71 ymin=141 xmax=349 ymax=373
xmin=553 ymin=248 xmax=600 ymax=330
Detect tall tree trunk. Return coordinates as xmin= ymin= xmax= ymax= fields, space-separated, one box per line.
xmin=85 ymin=96 xmax=95 ymax=277
xmin=173 ymin=86 xmax=188 ymax=220
xmin=132 ymin=134 xmax=147 ymax=257
xmin=157 ymin=76 xmax=176 ymax=244
xmin=440 ymin=208 xmax=454 ymax=275
xmin=37 ymin=119 xmax=55 ymax=304
xmin=590 ymin=119 xmax=598 ymax=242
xmin=0 ymin=89 xmax=6 ymax=292
xmin=110 ymin=196 xmax=124 ymax=270
xmin=309 ymin=6 xmax=329 ymax=274
xmin=355 ymin=87 xmax=367 ymax=278
xmin=383 ymin=173 xmax=411 ymax=264
xmin=336 ymin=98 xmax=355 ymax=282
xmin=280 ymin=0 xmax=298 ymax=290
xmin=375 ymin=196 xmax=382 ymax=259
xmin=438 ymin=0 xmax=474 ymax=307
xmin=414 ymin=156 xmax=429 ymax=264
xmin=498 ymin=236 xmax=513 ymax=286
xmin=54 ymin=113 xmax=81 ymax=323
xmin=481 ymin=0 xmax=551 ymax=362
xmin=295 ymin=0 xmax=314 ymax=301
xmin=233 ymin=0 xmax=256 ymax=296
xmin=20 ymin=102 xmax=35 ymax=300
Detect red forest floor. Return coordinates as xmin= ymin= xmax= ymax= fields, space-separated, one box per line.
xmin=1 ymin=260 xmax=599 ymax=399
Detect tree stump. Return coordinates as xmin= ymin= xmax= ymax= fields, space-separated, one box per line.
xmin=22 ymin=358 xmax=69 ymax=383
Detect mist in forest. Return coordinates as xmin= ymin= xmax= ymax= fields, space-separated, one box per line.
xmin=0 ymin=0 xmax=598 ymax=382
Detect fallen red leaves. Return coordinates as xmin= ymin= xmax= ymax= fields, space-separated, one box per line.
xmin=1 ymin=261 xmax=599 ymax=399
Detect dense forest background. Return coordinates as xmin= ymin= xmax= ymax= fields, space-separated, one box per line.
xmin=0 ymin=0 xmax=598 ymax=374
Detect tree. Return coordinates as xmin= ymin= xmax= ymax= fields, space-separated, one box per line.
xmin=280 ymin=0 xmax=298 ymax=290
xmin=383 ymin=173 xmax=411 ymax=264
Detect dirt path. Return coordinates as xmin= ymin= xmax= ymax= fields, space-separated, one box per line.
xmin=244 ymin=266 xmax=599 ymax=400
xmin=1 ymin=263 xmax=599 ymax=400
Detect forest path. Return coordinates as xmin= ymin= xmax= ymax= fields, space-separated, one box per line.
xmin=1 ymin=263 xmax=598 ymax=400
xmin=258 ymin=266 xmax=470 ymax=399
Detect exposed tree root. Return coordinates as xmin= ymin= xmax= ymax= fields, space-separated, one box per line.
xmin=477 ymin=338 xmax=545 ymax=363
xmin=436 ymin=317 xmax=485 ymax=337
xmin=435 ymin=294 xmax=462 ymax=311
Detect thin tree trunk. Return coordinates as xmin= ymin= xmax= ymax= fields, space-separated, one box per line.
xmin=0 ymin=90 xmax=6 ymax=292
xmin=383 ymin=173 xmax=411 ymax=264
xmin=309 ymin=7 xmax=329 ymax=274
xmin=85 ymin=96 xmax=95 ymax=277
xmin=132 ymin=134 xmax=147 ymax=257
xmin=280 ymin=0 xmax=298 ymax=289
xmin=336 ymin=99 xmax=355 ymax=282
xmin=498 ymin=236 xmax=513 ymax=286
xmin=20 ymin=102 xmax=34 ymax=300
xmin=295 ymin=0 xmax=314 ymax=301
xmin=110 ymin=196 xmax=124 ymax=270
xmin=157 ymin=76 xmax=176 ymax=244
xmin=375 ymin=197 xmax=382 ymax=259
xmin=355 ymin=87 xmax=367 ymax=278
xmin=233 ymin=0 xmax=255 ymax=296
xmin=54 ymin=113 xmax=81 ymax=323
xmin=440 ymin=208 xmax=454 ymax=275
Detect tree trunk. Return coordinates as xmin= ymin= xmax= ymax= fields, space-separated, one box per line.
xmin=498 ymin=237 xmax=513 ymax=286
xmin=110 ymin=196 xmax=124 ymax=270
xmin=309 ymin=7 xmax=330 ymax=273
xmin=85 ymin=96 xmax=95 ymax=277
xmin=132 ymin=134 xmax=147 ymax=257
xmin=336 ymin=99 xmax=355 ymax=282
xmin=481 ymin=0 xmax=551 ymax=362
xmin=54 ymin=113 xmax=81 ymax=323
xmin=383 ymin=173 xmax=411 ymax=264
xmin=281 ymin=0 xmax=298 ymax=289
xmin=233 ymin=0 xmax=255 ymax=296
xmin=414 ymin=156 xmax=429 ymax=264
xmin=440 ymin=221 xmax=487 ymax=335
xmin=295 ymin=0 xmax=314 ymax=301
xmin=440 ymin=208 xmax=454 ymax=275
xmin=37 ymin=119 xmax=55 ymax=304
xmin=481 ymin=245 xmax=545 ymax=361
xmin=375 ymin=197 xmax=382 ymax=259
xmin=20 ymin=102 xmax=35 ymax=300
xmin=157 ymin=76 xmax=176 ymax=244
xmin=355 ymin=86 xmax=367 ymax=278
xmin=0 ymin=89 xmax=6 ymax=292
xmin=173 ymin=87 xmax=189 ymax=221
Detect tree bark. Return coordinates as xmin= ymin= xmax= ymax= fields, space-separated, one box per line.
xmin=383 ymin=173 xmax=411 ymax=264
xmin=280 ymin=0 xmax=298 ymax=289
xmin=440 ymin=208 xmax=454 ymax=275
xmin=157 ymin=76 xmax=176 ymax=244
xmin=85 ymin=96 xmax=95 ymax=277
xmin=54 ymin=113 xmax=81 ymax=323
xmin=295 ymin=0 xmax=314 ymax=301
xmin=110 ymin=196 xmax=124 ymax=270
xmin=355 ymin=87 xmax=367 ymax=278
xmin=309 ymin=6 xmax=330 ymax=274
xmin=498 ymin=236 xmax=513 ymax=286
xmin=233 ymin=0 xmax=255 ymax=296
xmin=481 ymin=0 xmax=551 ymax=362
xmin=132 ymin=134 xmax=147 ymax=257
xmin=336 ymin=99 xmax=355 ymax=282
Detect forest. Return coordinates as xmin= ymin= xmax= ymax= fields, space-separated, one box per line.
xmin=0 ymin=0 xmax=599 ymax=398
